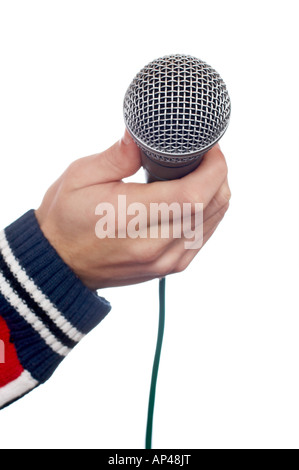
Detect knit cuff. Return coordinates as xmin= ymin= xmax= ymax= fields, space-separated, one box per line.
xmin=0 ymin=210 xmax=111 ymax=391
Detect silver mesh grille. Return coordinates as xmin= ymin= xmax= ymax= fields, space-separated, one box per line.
xmin=123 ymin=54 xmax=231 ymax=162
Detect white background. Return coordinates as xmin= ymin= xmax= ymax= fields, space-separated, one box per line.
xmin=0 ymin=0 xmax=298 ymax=449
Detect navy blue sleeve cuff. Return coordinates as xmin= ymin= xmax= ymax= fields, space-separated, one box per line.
xmin=0 ymin=210 xmax=111 ymax=384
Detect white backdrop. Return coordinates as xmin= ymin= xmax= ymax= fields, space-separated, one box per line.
xmin=0 ymin=0 xmax=298 ymax=449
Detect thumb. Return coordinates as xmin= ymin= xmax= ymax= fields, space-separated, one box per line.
xmin=67 ymin=129 xmax=142 ymax=188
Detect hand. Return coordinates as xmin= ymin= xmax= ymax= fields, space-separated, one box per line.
xmin=35 ymin=131 xmax=231 ymax=290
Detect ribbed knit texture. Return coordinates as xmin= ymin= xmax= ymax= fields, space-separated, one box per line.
xmin=0 ymin=210 xmax=111 ymax=408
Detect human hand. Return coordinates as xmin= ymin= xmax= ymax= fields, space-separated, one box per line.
xmin=35 ymin=131 xmax=230 ymax=290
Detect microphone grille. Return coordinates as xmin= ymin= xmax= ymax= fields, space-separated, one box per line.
xmin=124 ymin=54 xmax=231 ymax=162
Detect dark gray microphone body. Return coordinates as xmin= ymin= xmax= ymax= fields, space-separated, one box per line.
xmin=123 ymin=54 xmax=231 ymax=182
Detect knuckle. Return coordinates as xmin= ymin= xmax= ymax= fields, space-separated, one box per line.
xmin=211 ymin=181 xmax=231 ymax=212
xmin=216 ymin=149 xmax=228 ymax=178
xmin=66 ymin=159 xmax=83 ymax=178
xmin=158 ymin=263 xmax=175 ymax=278
xmin=215 ymin=202 xmax=229 ymax=223
xmin=151 ymin=255 xmax=177 ymax=278
xmin=62 ymin=160 xmax=81 ymax=188
xmin=220 ymin=183 xmax=232 ymax=204
xmin=174 ymin=258 xmax=190 ymax=274
xmin=220 ymin=201 xmax=230 ymax=216
xmin=63 ymin=158 xmax=88 ymax=190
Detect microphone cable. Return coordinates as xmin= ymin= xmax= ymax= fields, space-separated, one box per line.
xmin=145 ymin=276 xmax=166 ymax=449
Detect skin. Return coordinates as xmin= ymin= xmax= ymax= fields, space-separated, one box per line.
xmin=35 ymin=130 xmax=231 ymax=290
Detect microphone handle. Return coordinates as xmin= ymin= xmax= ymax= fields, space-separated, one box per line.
xmin=141 ymin=150 xmax=203 ymax=183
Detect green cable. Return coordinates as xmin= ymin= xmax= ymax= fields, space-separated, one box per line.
xmin=145 ymin=276 xmax=166 ymax=449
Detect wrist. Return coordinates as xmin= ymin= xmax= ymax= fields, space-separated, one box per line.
xmin=0 ymin=210 xmax=111 ymax=393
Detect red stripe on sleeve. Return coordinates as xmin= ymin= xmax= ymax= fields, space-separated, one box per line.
xmin=0 ymin=316 xmax=24 ymax=387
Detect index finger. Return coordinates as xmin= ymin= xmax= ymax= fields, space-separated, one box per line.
xmin=145 ymin=144 xmax=228 ymax=207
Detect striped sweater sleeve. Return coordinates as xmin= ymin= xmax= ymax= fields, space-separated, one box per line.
xmin=0 ymin=210 xmax=111 ymax=409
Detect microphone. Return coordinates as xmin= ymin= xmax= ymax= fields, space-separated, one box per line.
xmin=123 ymin=54 xmax=231 ymax=182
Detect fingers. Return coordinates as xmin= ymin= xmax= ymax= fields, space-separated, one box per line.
xmin=135 ymin=143 xmax=228 ymax=209
xmin=154 ymin=199 xmax=229 ymax=276
xmin=65 ymin=137 xmax=227 ymax=219
xmin=113 ymin=145 xmax=228 ymax=217
xmin=203 ymin=177 xmax=231 ymax=222
xmin=65 ymin=129 xmax=142 ymax=188
xmin=124 ymin=195 xmax=229 ymax=278
xmin=178 ymin=144 xmax=228 ymax=207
